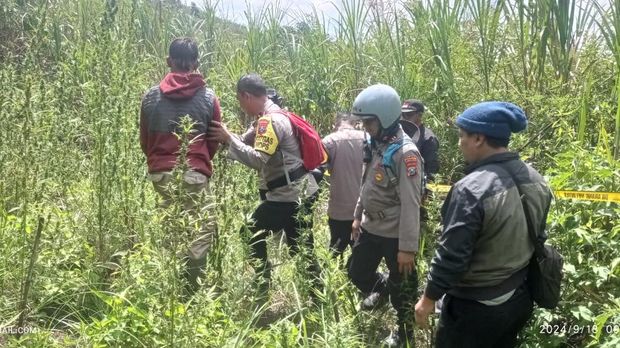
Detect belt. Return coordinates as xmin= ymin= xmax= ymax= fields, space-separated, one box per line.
xmin=266 ymin=166 xmax=308 ymax=191
xmin=363 ymin=205 xmax=400 ymax=220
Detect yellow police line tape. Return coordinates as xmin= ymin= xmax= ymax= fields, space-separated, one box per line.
xmin=427 ymin=184 xmax=620 ymax=203
xmin=553 ymin=190 xmax=620 ymax=203
xmin=427 ymin=184 xmax=452 ymax=193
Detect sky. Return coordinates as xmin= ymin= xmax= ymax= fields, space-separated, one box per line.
xmin=183 ymin=0 xmax=409 ymax=35
xmin=182 ymin=1 xmax=614 ymax=33
xmin=184 ymin=0 xmax=345 ymax=26
xmin=219 ymin=0 xmax=342 ymax=24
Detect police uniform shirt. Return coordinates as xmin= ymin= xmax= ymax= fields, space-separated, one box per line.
xmin=322 ymin=126 xmax=366 ymax=221
xmin=227 ymin=100 xmax=318 ymax=202
xmin=353 ymin=128 xmax=423 ymax=252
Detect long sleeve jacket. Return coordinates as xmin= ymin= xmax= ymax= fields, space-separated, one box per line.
xmin=425 ymin=152 xmax=552 ymax=301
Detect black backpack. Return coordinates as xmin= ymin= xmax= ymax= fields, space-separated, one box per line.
xmin=505 ymin=166 xmax=563 ymax=309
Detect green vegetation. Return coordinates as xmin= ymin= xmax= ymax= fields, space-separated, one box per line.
xmin=1 ymin=0 xmax=619 ymax=346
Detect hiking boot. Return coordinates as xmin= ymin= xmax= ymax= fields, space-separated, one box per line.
xmin=361 ymin=291 xmax=388 ymax=310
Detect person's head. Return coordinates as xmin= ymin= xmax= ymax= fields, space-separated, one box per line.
xmin=333 ymin=112 xmax=355 ymax=129
xmin=166 ymin=37 xmax=199 ymax=72
xmin=455 ymin=101 xmax=527 ymax=164
xmin=236 ymin=73 xmax=268 ymax=116
xmin=401 ymin=99 xmax=425 ymax=126
xmin=351 ymin=84 xmax=401 ymax=140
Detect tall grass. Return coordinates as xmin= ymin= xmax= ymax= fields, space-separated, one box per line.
xmin=367 ymin=3 xmax=411 ymax=93
xmin=1 ymin=0 xmax=619 ymax=347
xmin=335 ymin=0 xmax=370 ymax=92
xmin=594 ymin=0 xmax=620 ymax=158
xmin=469 ymin=0 xmax=506 ymax=94
xmin=505 ymin=0 xmax=551 ymax=91
xmin=547 ymin=0 xmax=596 ymax=84
xmin=577 ymin=69 xmax=592 ymax=143
xmin=408 ymin=0 xmax=466 ymax=113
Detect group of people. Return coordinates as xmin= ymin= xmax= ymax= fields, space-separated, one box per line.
xmin=140 ymin=37 xmax=553 ymax=348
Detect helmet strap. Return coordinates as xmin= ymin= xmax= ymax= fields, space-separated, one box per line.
xmin=378 ymin=121 xmax=400 ymax=143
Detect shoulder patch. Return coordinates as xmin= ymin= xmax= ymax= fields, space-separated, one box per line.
xmin=404 ymin=154 xmax=418 ymax=177
xmin=257 ymin=118 xmax=269 ymax=135
xmin=254 ymin=116 xmax=278 ymax=155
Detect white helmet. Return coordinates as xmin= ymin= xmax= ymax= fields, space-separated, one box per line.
xmin=351 ymin=84 xmax=402 ymax=128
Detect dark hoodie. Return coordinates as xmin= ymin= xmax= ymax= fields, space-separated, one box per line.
xmin=140 ymin=72 xmax=221 ymax=177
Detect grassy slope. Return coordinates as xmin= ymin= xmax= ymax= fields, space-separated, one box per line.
xmin=0 ymin=0 xmax=619 ymax=347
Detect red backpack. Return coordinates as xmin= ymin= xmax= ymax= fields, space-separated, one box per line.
xmin=276 ymin=110 xmax=328 ymax=171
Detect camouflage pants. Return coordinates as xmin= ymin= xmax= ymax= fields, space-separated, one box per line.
xmin=149 ymin=170 xmax=217 ymax=293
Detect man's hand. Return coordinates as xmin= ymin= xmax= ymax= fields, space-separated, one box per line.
xmin=414 ymin=295 xmax=436 ymax=329
xmin=206 ymin=121 xmax=232 ymax=144
xmin=351 ymin=219 xmax=361 ymax=242
xmin=397 ymin=251 xmax=415 ymax=275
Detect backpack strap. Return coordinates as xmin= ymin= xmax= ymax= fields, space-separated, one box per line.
xmin=382 ymin=137 xmax=414 ymax=181
xmin=261 ymin=110 xmax=309 ymax=191
xmin=277 ymin=111 xmax=301 ymax=182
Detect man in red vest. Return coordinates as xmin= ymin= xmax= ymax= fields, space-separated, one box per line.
xmin=140 ymin=37 xmax=221 ymax=295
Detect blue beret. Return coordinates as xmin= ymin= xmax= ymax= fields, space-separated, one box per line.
xmin=456 ymin=101 xmax=527 ymax=139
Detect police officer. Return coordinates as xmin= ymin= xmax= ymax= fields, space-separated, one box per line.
xmin=206 ymin=74 xmax=321 ymax=296
xmin=400 ymin=100 xmax=439 ymax=181
xmin=347 ymin=84 xmax=423 ymax=347
xmin=401 ymin=100 xmax=439 ymax=224
xmin=322 ymin=112 xmax=366 ymax=258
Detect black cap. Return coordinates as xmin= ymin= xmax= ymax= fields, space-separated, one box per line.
xmin=401 ymin=99 xmax=425 ymax=113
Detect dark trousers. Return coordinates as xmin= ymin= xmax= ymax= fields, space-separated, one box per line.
xmin=347 ymin=231 xmax=418 ymax=329
xmin=435 ymin=284 xmax=533 ymax=348
xmin=328 ymin=218 xmax=354 ymax=257
xmin=244 ymin=194 xmax=321 ymax=283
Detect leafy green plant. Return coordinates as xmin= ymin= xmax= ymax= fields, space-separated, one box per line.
xmin=1 ymin=0 xmax=619 ymax=346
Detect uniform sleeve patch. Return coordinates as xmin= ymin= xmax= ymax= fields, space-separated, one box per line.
xmin=404 ymin=155 xmax=418 ymax=177
xmin=254 ymin=116 xmax=278 ymax=155
xmin=257 ymin=119 xmax=269 ymax=135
